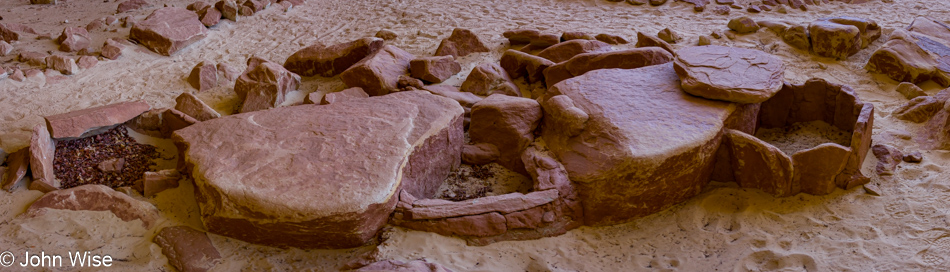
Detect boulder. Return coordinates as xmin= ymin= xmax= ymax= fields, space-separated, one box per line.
xmin=319 ymin=87 xmax=369 ymax=105
xmin=867 ymin=36 xmax=940 ymax=85
xmin=634 ymin=32 xmax=675 ymax=55
xmin=594 ymin=33 xmax=628 ymax=45
xmin=673 ymin=45 xmax=786 ymax=104
xmin=375 ymin=30 xmax=397 ymax=40
xmin=397 ymin=75 xmax=425 ymax=92
xmin=354 ymin=260 xmax=453 ymax=272
xmin=499 ymin=49 xmax=554 ymax=83
xmin=460 ymin=62 xmax=519 ymax=97
xmin=217 ymin=63 xmax=240 ymax=81
xmin=283 ymin=37 xmax=384 ymax=77
xmin=871 ymin=144 xmax=903 ymax=176
xmin=409 ymin=55 xmax=462 ymax=83
xmin=809 ymin=21 xmax=862 ymax=59
xmin=77 ymin=56 xmax=98 ymax=70
xmin=657 ymin=28 xmax=681 ymax=44
xmin=903 ymin=151 xmax=923 ymax=163
xmin=29 ymin=124 xmax=56 ymax=187
xmin=0 ymin=41 xmax=12 ymax=56
xmin=154 ymin=226 xmax=222 ymax=272
xmin=215 ymin=0 xmax=240 ymax=21
xmin=723 ymin=129 xmax=793 ymax=196
xmin=130 ymin=7 xmax=208 ymax=56
xmin=818 ymin=16 xmax=881 ymax=49
xmin=422 ymin=85 xmax=482 ymax=109
xmin=461 ymin=143 xmax=499 ymax=165
xmin=503 ymin=29 xmax=541 ymax=45
xmin=893 ymin=96 xmax=943 ymax=123
xmin=27 ymin=184 xmax=159 ymax=228
xmin=175 ymin=92 xmax=221 ymax=121
xmin=188 ymin=61 xmax=218 ymax=92
xmin=528 ymin=34 xmax=561 ymax=48
xmin=435 ymin=28 xmax=490 ymax=58
xmin=540 ymin=63 xmax=735 ymax=226
xmin=101 ymin=38 xmax=126 ymax=60
xmin=783 ymin=25 xmax=811 ymax=50
xmin=117 ymin=0 xmax=150 ymax=13
xmin=340 ymin=45 xmax=414 ymax=96
xmin=728 ymin=17 xmax=760 ymax=34
xmin=2 ymin=148 xmax=29 ymax=191
xmin=561 ymin=32 xmax=594 ymax=41
xmin=234 ymin=57 xmax=301 ymax=113
xmin=896 ymin=82 xmax=927 ymax=99
xmin=57 ymin=27 xmax=90 ymax=52
xmin=172 ymin=91 xmax=464 ymax=249
xmin=537 ymin=39 xmax=612 ymax=63
xmin=44 ymin=101 xmax=151 ymax=139
xmin=469 ymin=94 xmax=542 ymax=174
xmin=543 ymin=47 xmax=674 ymax=87
xmin=46 ymin=55 xmax=79 ymax=75
xmin=19 ymin=51 xmax=48 ymax=67
xmin=197 ymin=5 xmax=222 ymax=27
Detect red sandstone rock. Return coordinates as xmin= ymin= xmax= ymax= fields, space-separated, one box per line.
xmin=793 ymin=143 xmax=851 ymax=195
xmin=867 ymin=36 xmax=940 ymax=85
xmin=130 ymin=7 xmax=208 ymax=56
xmin=896 ymin=82 xmax=927 ymax=99
xmin=422 ymin=85 xmax=483 ymax=109
xmin=528 ymin=34 xmax=561 ymax=49
xmin=216 ymin=63 xmax=240 ymax=81
xmin=871 ymin=144 xmax=903 ymax=176
xmin=320 ymin=87 xmax=369 ymax=105
xmin=29 ymin=178 xmax=57 ymax=193
xmin=142 ymin=169 xmax=181 ymax=197
xmin=0 ymin=41 xmax=12 ymax=56
xmin=86 ymin=19 xmax=106 ymax=32
xmin=537 ymin=39 xmax=612 ymax=63
xmin=160 ymin=108 xmax=199 ymax=138
xmin=410 ymin=56 xmax=461 ymax=83
xmin=470 ymin=94 xmax=542 ymax=173
xmin=521 ymin=146 xmax=573 ymax=194
xmin=499 ymin=49 xmax=554 ymax=83
xmin=235 ymin=57 xmax=301 ymax=113
xmin=375 ymin=29 xmax=397 ymax=40
xmin=819 ymin=16 xmax=881 ymax=49
xmin=634 ymin=32 xmax=675 ymax=55
xmin=29 ymin=124 xmax=56 ymax=188
xmin=541 ymin=64 xmax=735 ymax=226
xmin=2 ymin=148 xmax=29 ymax=191
xmin=397 ymin=75 xmax=425 ymax=92
xmin=187 ymin=1 xmax=210 ymax=11
xmin=544 ymin=47 xmax=674 ymax=87
xmin=9 ymin=69 xmax=24 ymax=82
xmin=540 ymin=95 xmax=589 ymax=137
xmin=77 ymin=56 xmax=98 ymax=69
xmin=215 ymin=0 xmax=240 ymax=21
xmin=172 ymin=91 xmax=463 ymax=249
xmin=46 ymin=55 xmax=79 ymax=75
xmin=809 ymin=21 xmax=862 ymax=59
xmin=188 ymin=61 xmax=218 ymax=92
xmin=658 ymin=28 xmax=681 ymax=44
xmin=674 ymin=45 xmax=786 ymax=104
xmin=242 ymin=0 xmax=267 ymax=13
xmin=19 ymin=51 xmax=47 ymax=67
xmin=435 ymin=28 xmax=489 ymax=58
xmin=44 ymin=101 xmax=150 ymax=139
xmin=98 ymin=158 xmax=125 ymax=172
xmin=117 ymin=0 xmax=150 ymax=13
xmin=594 ymin=33 xmax=628 ymax=45
xmin=340 ymin=45 xmax=415 ymax=96
xmin=893 ymin=96 xmax=943 ymax=123
xmin=399 ymin=212 xmax=507 ymax=237
xmin=783 ymin=24 xmax=810 ymax=50
xmin=175 ymin=92 xmax=220 ymax=121
xmin=284 ymin=37 xmax=384 ymax=77
xmin=197 ymin=5 xmax=222 ymax=27
xmin=561 ymin=32 xmax=593 ymax=41
xmin=27 ymin=184 xmax=159 ymax=227
xmin=57 ymin=27 xmax=90 ymax=52
xmin=723 ymin=130 xmax=793 ymax=196
xmin=408 ymin=190 xmax=558 ymax=219
xmin=460 ymin=62 xmax=519 ymax=97
xmin=504 ymin=29 xmax=541 ymax=45
xmin=101 ymin=38 xmax=125 ymax=60
xmin=728 ymin=17 xmax=760 ymax=34
xmin=154 ymin=226 xmax=222 ymax=272
xmin=354 ymin=260 xmax=453 ymax=272
xmin=461 ymin=143 xmax=499 ymax=165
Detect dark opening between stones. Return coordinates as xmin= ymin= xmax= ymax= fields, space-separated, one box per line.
xmin=434 ymin=163 xmax=534 ymax=201
xmin=53 ymin=125 xmax=161 ymax=189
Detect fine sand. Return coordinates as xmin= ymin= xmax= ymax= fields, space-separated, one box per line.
xmin=1 ymin=0 xmax=950 ymax=271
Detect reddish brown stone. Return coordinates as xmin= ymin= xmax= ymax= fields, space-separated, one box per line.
xmin=56 ymin=27 xmax=90 ymax=52
xmin=792 ymin=143 xmax=851 ymax=195
xmin=896 ymin=82 xmax=927 ymax=99
xmin=130 ymin=7 xmax=208 ymax=56
xmin=499 ymin=49 xmax=554 ymax=83
xmin=400 ymin=212 xmax=507 ymax=237
xmin=242 ymin=0 xmax=266 ymax=13
xmin=46 ymin=55 xmax=79 ymax=75
xmin=410 ymin=55 xmax=462 ymax=83
xmin=141 ymin=169 xmax=181 ymax=197
xmin=674 ymin=45 xmax=786 ymax=104
xmin=215 ymin=0 xmax=240 ymax=21
xmin=197 ymin=5 xmax=222 ymax=27
xmin=893 ymin=96 xmax=943 ymax=123
xmin=29 ymin=124 xmax=56 ymax=187
xmin=0 ymin=23 xmax=20 ymax=42
xmin=19 ymin=51 xmax=48 ymax=67
xmin=460 ymin=62 xmax=519 ymax=97
xmin=408 ymin=190 xmax=557 ymax=219
xmin=809 ymin=21 xmax=862 ymax=59
xmin=561 ymin=31 xmax=594 ymax=41
xmin=434 ymin=28 xmax=489 ymax=58
xmin=537 ymin=39 xmax=612 ymax=63
xmin=175 ymin=92 xmax=220 ymax=121
xmin=505 ymin=206 xmax=545 ymax=229
xmin=422 ymin=85 xmax=483 ymax=109
xmin=77 ymin=56 xmax=98 ymax=70
xmin=544 ymin=47 xmax=674 ymax=87
xmin=98 ymin=158 xmax=125 ymax=173
xmin=397 ymin=75 xmax=425 ymax=91
xmin=783 ymin=25 xmax=810 ymax=50
xmin=521 ymin=145 xmax=572 ymax=193
xmin=634 ymin=32 xmax=676 ymax=55
xmin=117 ymin=0 xmax=150 ymax=13
xmin=101 ymin=38 xmax=125 ymax=60
xmin=188 ymin=61 xmax=217 ymax=92
xmin=461 ymin=143 xmax=499 ymax=165
xmin=154 ymin=226 xmax=222 ymax=272
xmin=27 ymin=184 xmax=159 ymax=227
xmin=470 ymin=94 xmax=542 ymax=174
xmin=728 ymin=17 xmax=760 ymax=34
xmin=172 ymin=91 xmax=463 ymax=249
xmin=161 ymin=108 xmax=199 ymax=138
xmin=504 ymin=29 xmax=540 ymax=45
xmin=819 ymin=16 xmax=881 ymax=49
xmin=319 ymin=87 xmax=369 ymax=105
xmin=871 ymin=144 xmax=903 ymax=176
xmin=724 ymin=130 xmax=793 ymax=196
xmin=657 ymin=28 xmax=680 ymax=44
xmin=44 ymin=101 xmax=150 ymax=139
xmin=0 ymin=41 xmax=12 ymax=56
xmin=375 ymin=29 xmax=397 ymax=40
xmin=2 ymin=148 xmax=29 ymax=191
xmin=284 ymin=37 xmax=384 ymax=77
xmin=340 ymin=45 xmax=414 ymax=96
xmin=594 ymin=33 xmax=628 ymax=45
xmin=354 ymin=260 xmax=453 ymax=272
xmin=235 ymin=57 xmax=301 ymax=113
xmin=529 ymin=34 xmax=561 ymax=49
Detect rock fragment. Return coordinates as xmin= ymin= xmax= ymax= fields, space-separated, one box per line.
xmin=435 ymin=28 xmax=490 ymax=58
xmin=340 ymin=45 xmax=414 ymax=96
xmin=283 ymin=37 xmax=384 ymax=77
xmin=130 ymin=7 xmax=208 ymax=56
xmin=188 ymin=61 xmax=218 ymax=92
xmin=410 ymin=55 xmax=462 ymax=83
xmin=234 ymin=57 xmax=301 ymax=113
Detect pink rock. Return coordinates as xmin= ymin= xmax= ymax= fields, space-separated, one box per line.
xmin=674 ymin=45 xmax=786 ymax=104
xmin=27 ymin=184 xmax=159 ymax=228
xmin=809 ymin=20 xmax=862 ymax=59
xmin=153 ymin=226 xmax=222 ymax=272
xmin=561 ymin=31 xmax=594 ymax=41
xmin=86 ymin=19 xmax=107 ymax=32
xmin=504 ymin=29 xmax=541 ymax=45
xmin=470 ymin=94 xmax=542 ymax=173
xmin=216 ymin=63 xmax=240 ymax=81
xmin=793 ymin=143 xmax=851 ymax=195
xmin=544 ymin=47 xmax=674 ymax=87
xmin=29 ymin=124 xmax=56 ymax=186
xmin=117 ymin=0 xmax=150 ymax=13
xmin=188 ymin=61 xmax=218 ymax=92
xmin=819 ymin=16 xmax=881 ymax=49
xmin=461 ymin=143 xmax=499 ymax=165
xmin=375 ymin=29 xmax=397 ymax=40
xmin=44 ymin=101 xmax=151 ymax=139
xmin=175 ymin=92 xmax=221 ymax=121
xmin=187 ymin=1 xmax=211 ymax=11
xmin=340 ymin=45 xmax=414 ymax=96
xmin=0 ymin=23 xmax=21 ymax=42
xmin=45 ymin=55 xmax=79 ymax=75
xmin=215 ymin=0 xmax=240 ymax=21
xmin=537 ymin=39 xmax=612 ymax=63
xmin=160 ymin=108 xmax=198 ymax=138
xmin=130 ymin=7 xmax=208 ymax=56
xmin=399 ymin=212 xmax=508 ymax=237
xmin=783 ymin=24 xmax=811 ymax=50
xmin=77 ymin=56 xmax=98 ymax=69
xmin=423 ymin=85 xmax=483 ymax=109
xmin=319 ymin=87 xmax=369 ymax=105
xmin=98 ymin=158 xmax=125 ymax=172
xmin=594 ymin=33 xmax=628 ymax=45
xmin=141 ymin=169 xmax=181 ymax=197
xmin=19 ymin=51 xmax=48 ymax=67
xmin=101 ymin=38 xmax=126 ymax=60
xmin=657 ymin=28 xmax=681 ymax=44
xmin=505 ymin=206 xmax=545 ymax=229
xmin=528 ymin=33 xmax=560 ymax=49
xmin=0 ymin=41 xmax=12 ymax=56
xmin=460 ymin=62 xmax=519 ymax=97
xmin=2 ymin=148 xmax=29 ymax=191
xmin=9 ymin=69 xmax=24 ymax=82
xmin=409 ymin=55 xmax=461 ymax=83
xmin=539 ymin=95 xmax=589 ymax=137
xmin=407 ymin=189 xmax=558 ymax=219
xmin=896 ymin=82 xmax=927 ymax=99
xmin=235 ymin=57 xmax=301 ymax=113
xmin=728 ymin=17 xmax=760 ymax=34
xmin=284 ymin=37 xmax=384 ymax=77
xmin=57 ymin=27 xmax=90 ymax=52
xmin=521 ymin=145 xmax=572 ymax=193
xmin=29 ymin=178 xmax=57 ymax=193
xmin=434 ymin=28 xmax=490 ymax=58
xmin=635 ymin=32 xmax=676 ymax=55
xmin=172 ymin=91 xmax=464 ymax=249
xmin=197 ymin=5 xmax=222 ymax=27
xmin=893 ymin=96 xmax=943 ymax=123
xmin=499 ymin=49 xmax=554 ymax=83
xmin=242 ymin=0 xmax=267 ymax=13
xmin=354 ymin=260 xmax=453 ymax=272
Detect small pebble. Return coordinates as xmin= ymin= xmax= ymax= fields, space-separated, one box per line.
xmin=902 ymin=152 xmax=922 ymax=163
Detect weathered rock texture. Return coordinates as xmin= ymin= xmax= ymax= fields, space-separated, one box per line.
xmin=30 ymin=124 xmax=56 ymax=188
xmin=26 ymin=184 xmax=160 ymax=228
xmin=460 ymin=62 xmax=519 ymax=97
xmin=283 ymin=37 xmax=384 ymax=77
xmin=435 ymin=28 xmax=490 ymax=58
xmin=866 ymin=17 xmax=950 ymax=87
xmin=340 ymin=45 xmax=414 ymax=96
xmin=537 ymin=39 xmax=612 ymax=63
xmin=469 ymin=94 xmax=543 ymax=174
xmin=130 ymin=7 xmax=208 ymax=56
xmin=674 ymin=45 xmax=786 ymax=104
xmin=173 ymin=91 xmax=464 ymax=249
xmin=234 ymin=57 xmax=301 ymax=113
xmin=175 ymin=92 xmax=220 ymax=121
xmin=154 ymin=226 xmax=222 ymax=272
xmin=410 ymin=56 xmax=461 ymax=83
xmin=544 ymin=47 xmax=674 ymax=87
xmin=44 ymin=101 xmax=150 ymax=139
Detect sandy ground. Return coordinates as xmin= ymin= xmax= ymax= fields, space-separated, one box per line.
xmin=1 ymin=0 xmax=950 ymax=271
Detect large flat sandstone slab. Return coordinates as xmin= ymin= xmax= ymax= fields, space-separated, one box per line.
xmin=173 ymin=91 xmax=464 ymax=249
xmin=540 ymin=63 xmax=737 ymax=226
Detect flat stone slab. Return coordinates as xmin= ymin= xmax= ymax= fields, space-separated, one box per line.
xmin=130 ymin=7 xmax=207 ymax=56
xmin=44 ymin=101 xmax=150 ymax=139
xmin=26 ymin=184 xmax=159 ymax=228
xmin=674 ymin=45 xmax=785 ymax=104
xmin=173 ymin=91 xmax=464 ymax=249
xmin=541 ymin=63 xmax=737 ymax=226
